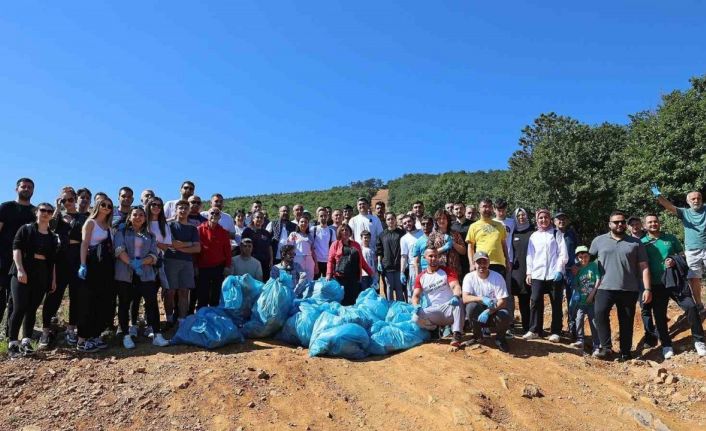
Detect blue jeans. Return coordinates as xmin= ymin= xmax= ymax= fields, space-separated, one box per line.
xmin=575 ymin=303 xmax=599 ymax=348
xmin=564 ymin=273 xmax=576 ymax=336
xmin=383 ymin=271 xmax=406 ymax=302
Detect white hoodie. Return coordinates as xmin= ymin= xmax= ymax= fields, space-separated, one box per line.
xmin=526 ymin=228 xmax=568 ymax=281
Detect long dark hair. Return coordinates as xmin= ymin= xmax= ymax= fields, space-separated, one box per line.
xmin=125 ymin=207 xmax=148 ymax=235
xmin=146 ymin=197 xmax=167 ymax=238
xmin=433 ymin=209 xmax=452 ymax=234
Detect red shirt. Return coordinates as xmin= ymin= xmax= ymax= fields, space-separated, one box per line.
xmin=197 ymin=222 xmax=231 ymax=269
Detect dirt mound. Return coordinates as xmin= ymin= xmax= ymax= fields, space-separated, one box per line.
xmin=1 ymin=303 xmax=705 ymax=431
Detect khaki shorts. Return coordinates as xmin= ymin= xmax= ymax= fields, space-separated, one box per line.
xmin=685 ymin=249 xmax=706 ymax=279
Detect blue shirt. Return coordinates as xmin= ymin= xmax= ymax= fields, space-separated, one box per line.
xmin=676 ymin=206 xmax=706 ymax=250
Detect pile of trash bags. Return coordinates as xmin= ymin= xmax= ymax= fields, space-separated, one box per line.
xmin=172 ymin=275 xmax=430 ymax=358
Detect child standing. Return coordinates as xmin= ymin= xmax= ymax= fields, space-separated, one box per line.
xmin=360 ymin=230 xmax=377 ymax=291
xmin=570 ymin=245 xmax=601 ymax=354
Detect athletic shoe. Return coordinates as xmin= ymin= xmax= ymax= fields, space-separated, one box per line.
xmin=618 ymin=352 xmax=632 ymax=362
xmin=522 ymin=331 xmax=538 ymax=340
xmin=495 ymin=337 xmax=509 ymax=353
xmin=77 ymin=340 xmax=99 ymax=353
xmin=128 ymin=325 xmax=139 ymax=337
xmin=38 ymin=332 xmax=51 ymax=349
xmin=20 ymin=339 xmax=35 ymax=356
xmin=152 ymin=333 xmax=169 ymax=347
xmin=505 ymin=329 xmax=514 ymax=339
xmin=8 ymin=343 xmax=22 ymax=359
xmin=662 ymin=347 xmax=674 ymax=359
xmin=449 ymin=331 xmax=463 ymax=347
xmin=548 ymin=334 xmax=561 ymax=343
xmin=92 ymin=338 xmax=108 ymax=350
xmin=65 ymin=329 xmax=78 ymax=345
xmin=122 ymin=335 xmax=135 ymax=349
xmin=481 ymin=327 xmax=491 ymax=338
xmin=441 ymin=326 xmax=452 ymax=339
xmin=695 ymin=341 xmax=706 ymax=357
xmin=644 ymin=334 xmax=658 ymax=348
xmin=592 ymin=347 xmax=611 ymax=359
xmin=143 ymin=325 xmax=155 ymax=338
xmin=569 ymin=340 xmax=583 ymax=349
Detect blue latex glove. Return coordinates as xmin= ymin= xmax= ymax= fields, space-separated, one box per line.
xmin=650 ymin=184 xmax=661 ymax=197
xmin=400 ymin=273 xmax=407 ymax=285
xmin=78 ymin=264 xmax=87 ymax=280
xmin=477 ymin=309 xmax=491 ymax=324
xmin=481 ymin=297 xmax=496 ymax=308
xmin=553 ymin=272 xmax=563 ymax=282
xmin=377 ymin=263 xmax=383 ymax=273
xmin=448 ymin=296 xmax=460 ymax=307
xmin=131 ymin=258 xmax=144 ymax=276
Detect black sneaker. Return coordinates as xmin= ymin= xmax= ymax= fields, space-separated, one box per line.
xmin=8 ymin=343 xmax=22 ymax=359
xmin=450 ymin=331 xmax=463 ymax=347
xmin=618 ymin=352 xmax=632 ymax=362
xmin=644 ymin=334 xmax=658 ymax=348
xmin=38 ymin=332 xmax=51 ymax=349
xmin=592 ymin=347 xmax=611 ymax=360
xmin=495 ymin=337 xmax=510 ymax=353
xmin=77 ymin=340 xmax=99 ymax=353
xmin=92 ymin=338 xmax=108 ymax=350
xmin=20 ymin=340 xmax=35 ymax=356
xmin=65 ymin=330 xmax=78 ymax=345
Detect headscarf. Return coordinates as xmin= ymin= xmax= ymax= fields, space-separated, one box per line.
xmin=534 ymin=208 xmax=552 ymax=232
xmin=514 ymin=208 xmax=530 ymax=231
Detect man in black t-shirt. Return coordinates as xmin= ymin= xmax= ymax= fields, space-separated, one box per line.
xmin=0 ymin=178 xmax=36 ymax=335
xmin=451 ymin=202 xmax=472 ymax=277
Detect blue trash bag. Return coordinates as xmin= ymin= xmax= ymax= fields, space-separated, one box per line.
xmin=354 ymin=288 xmax=389 ymax=324
xmin=309 ymin=322 xmax=370 ymax=359
xmin=385 ymin=301 xmax=417 ymax=323
xmin=277 ymin=300 xmax=333 ymax=346
xmin=367 ymin=320 xmax=430 ymax=355
xmin=171 ymin=307 xmax=244 ymax=349
xmin=242 ymin=277 xmax=294 ymax=338
xmin=219 ymin=274 xmax=265 ymax=323
xmin=298 ymin=278 xmax=344 ymax=303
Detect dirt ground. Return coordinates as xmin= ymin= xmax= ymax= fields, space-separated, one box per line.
xmin=1 ymin=298 xmax=705 ymax=431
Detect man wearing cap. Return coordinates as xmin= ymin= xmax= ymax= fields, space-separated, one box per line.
xmin=554 ymin=210 xmax=579 ymax=338
xmin=349 ymin=197 xmax=384 ymax=248
xmin=627 ymin=216 xmax=647 ymax=239
xmin=466 ymin=198 xmax=509 ymax=278
xmin=412 ymin=248 xmax=465 ymax=347
xmin=462 ymin=251 xmax=512 ymax=352
xmin=653 ymin=186 xmax=706 ymax=310
xmin=590 ymin=210 xmax=651 ymax=361
xmin=641 ymin=213 xmax=706 ymax=358
xmin=231 ymin=238 xmax=263 ymax=281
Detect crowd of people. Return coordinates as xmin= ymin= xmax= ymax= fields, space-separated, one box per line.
xmin=1 ymin=178 xmax=704 ymax=362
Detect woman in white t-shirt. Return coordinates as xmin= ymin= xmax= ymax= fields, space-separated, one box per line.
xmin=233 ymin=210 xmax=248 ymax=252
xmin=287 ymin=215 xmax=315 ymax=281
xmin=146 ymin=197 xmax=172 ymax=322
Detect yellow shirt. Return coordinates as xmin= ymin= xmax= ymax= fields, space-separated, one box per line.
xmin=465 ymin=219 xmax=507 ymax=266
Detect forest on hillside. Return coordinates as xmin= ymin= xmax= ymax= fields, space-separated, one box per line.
xmin=226 ymin=75 xmax=706 ymax=242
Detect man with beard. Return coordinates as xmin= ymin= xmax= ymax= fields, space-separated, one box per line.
xmin=653 ymin=186 xmax=706 ymax=310
xmin=0 ymin=178 xmax=36 ymax=336
xmin=112 ymin=186 xmax=134 ymax=229
xmin=266 ymin=205 xmax=297 ymax=265
xmin=451 ymin=202 xmax=472 ymax=277
xmin=466 ymin=199 xmax=509 ymax=278
xmin=201 ymin=193 xmax=236 ymax=238
xmin=164 ymin=181 xmax=195 ymax=220
xmin=590 ymin=210 xmax=651 ymax=361
xmin=412 ymin=201 xmax=425 ymax=229
xmin=400 ymin=215 xmax=423 ymax=300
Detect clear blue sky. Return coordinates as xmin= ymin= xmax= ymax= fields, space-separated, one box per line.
xmin=1 ymin=1 xmax=704 ymax=205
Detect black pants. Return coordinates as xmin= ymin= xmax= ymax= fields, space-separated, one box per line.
xmin=489 ymin=264 xmax=506 ymax=278
xmin=197 ymin=265 xmax=224 ymax=309
xmin=117 ymin=278 xmax=159 ymax=334
xmin=77 ymin=257 xmax=114 ymax=339
xmin=1 ymin=253 xmax=13 ymax=337
xmin=9 ymin=261 xmax=50 ymax=341
xmin=651 ymin=284 xmax=704 ymax=347
xmin=465 ymin=302 xmax=512 ymax=338
xmin=338 ymin=276 xmax=361 ymax=306
xmin=639 ymin=283 xmax=658 ymax=340
xmin=594 ymin=289 xmax=639 ymax=355
xmin=42 ymin=244 xmax=81 ymax=328
xmin=529 ymin=279 xmax=563 ymax=335
xmin=317 ymin=262 xmax=327 ymax=278
xmin=517 ymin=293 xmax=531 ymax=333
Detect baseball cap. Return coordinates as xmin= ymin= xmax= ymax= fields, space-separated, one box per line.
xmin=241 ymin=238 xmax=253 ymax=245
xmin=473 ymin=251 xmax=490 ymax=262
xmin=553 ymin=210 xmax=567 ymax=219
xmin=575 ymin=245 xmax=589 ymax=255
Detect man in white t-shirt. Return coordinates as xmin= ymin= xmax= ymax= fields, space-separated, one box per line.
xmin=400 ymin=214 xmax=423 ymax=300
xmin=164 ymin=180 xmax=195 ymax=220
xmin=462 ymin=251 xmax=512 ymax=352
xmin=311 ymin=208 xmax=336 ymax=277
xmin=412 ymin=248 xmax=465 ymax=347
xmin=348 ymin=197 xmax=383 ymax=246
xmin=201 ymin=193 xmax=235 ymax=238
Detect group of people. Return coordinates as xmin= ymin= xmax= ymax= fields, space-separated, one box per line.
xmin=1 ymin=178 xmax=704 ymax=362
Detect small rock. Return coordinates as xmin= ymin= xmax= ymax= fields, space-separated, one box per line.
xmin=447 ymin=345 xmax=459 ymax=353
xmin=247 ymin=367 xmax=256 ymax=372
xmin=236 ymin=388 xmax=245 ymax=396
xmin=134 ymin=367 xmax=146 ymax=374
xmin=257 ymin=370 xmax=270 ymax=380
xmin=247 ymin=401 xmax=256 ymax=408
xmin=664 ymin=375 xmax=678 ymax=385
xmin=326 ymin=411 xmax=333 ymax=419
xmin=499 ymin=375 xmax=509 ymax=390
xmin=521 ymin=384 xmax=543 ymax=399
xmin=178 ymin=381 xmax=190 ymax=390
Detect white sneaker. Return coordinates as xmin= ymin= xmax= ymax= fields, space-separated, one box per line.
xmin=128 ymin=325 xmax=138 ymax=337
xmin=695 ymin=341 xmax=706 ymax=357
xmin=522 ymin=331 xmax=538 ymax=340
xmin=662 ymin=346 xmax=674 ymax=359
xmin=152 ymin=333 xmax=169 ymax=347
xmin=123 ymin=335 xmax=135 ymax=350
xmin=144 ymin=325 xmax=155 ymax=338
xmin=570 ymin=340 xmax=583 ymax=348
xmin=548 ymin=334 xmax=561 ymax=343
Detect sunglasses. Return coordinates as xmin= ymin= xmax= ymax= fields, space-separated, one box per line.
xmin=62 ymin=197 xmax=76 ymax=203
xmin=38 ymin=208 xmax=53 ymax=214
xmin=150 ymin=203 xmax=163 ymax=207
xmin=209 ymin=212 xmax=221 ymax=217
xmin=190 ymin=201 xmax=202 ymax=205
xmin=100 ymin=203 xmax=113 ymax=210
xmin=610 ymin=220 xmax=627 ymax=225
